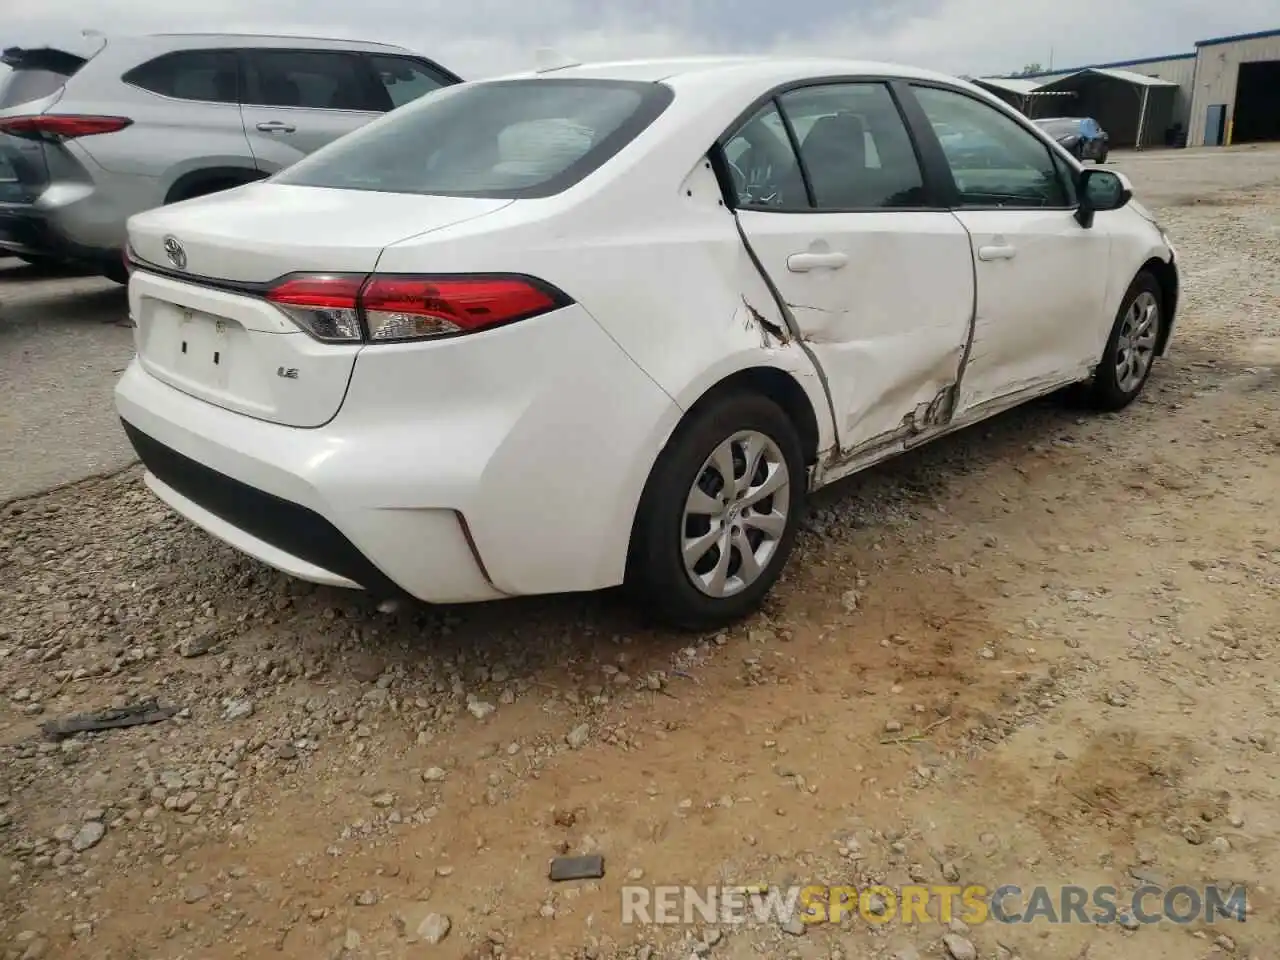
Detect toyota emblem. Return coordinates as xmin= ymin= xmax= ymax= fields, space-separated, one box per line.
xmin=163 ymin=236 xmax=187 ymax=270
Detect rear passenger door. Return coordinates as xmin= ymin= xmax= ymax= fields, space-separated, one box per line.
xmin=239 ymin=49 xmax=388 ymax=173
xmin=725 ymin=81 xmax=976 ymax=458
xmin=107 ymin=50 xmax=253 ymax=182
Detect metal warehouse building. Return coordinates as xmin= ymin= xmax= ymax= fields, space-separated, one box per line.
xmin=974 ymin=26 xmax=1280 ymax=149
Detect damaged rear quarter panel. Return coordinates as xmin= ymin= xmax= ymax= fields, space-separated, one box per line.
xmin=560 ymin=157 xmax=836 ymax=457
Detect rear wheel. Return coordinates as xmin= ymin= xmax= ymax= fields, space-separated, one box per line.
xmin=1097 ymin=146 xmax=1109 ymax=164
xmin=13 ymin=253 xmax=88 ymax=273
xmin=627 ymin=391 xmax=806 ymax=630
xmin=168 ymin=176 xmax=258 ymax=205
xmin=1087 ymin=271 xmax=1162 ymax=411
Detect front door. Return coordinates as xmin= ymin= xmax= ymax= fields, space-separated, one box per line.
xmin=725 ymin=81 xmax=975 ymax=457
xmin=908 ymin=84 xmax=1114 ymax=417
xmin=238 ymin=49 xmax=386 ymax=175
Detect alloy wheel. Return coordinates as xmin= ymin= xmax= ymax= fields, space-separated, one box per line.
xmin=1114 ymin=290 xmax=1159 ymax=394
xmin=681 ymin=430 xmax=791 ymax=598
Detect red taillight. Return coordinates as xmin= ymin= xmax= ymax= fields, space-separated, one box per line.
xmin=0 ymin=115 xmax=132 ymax=139
xmin=362 ymin=276 xmax=561 ymax=341
xmin=263 ymin=274 xmax=568 ymax=343
xmin=265 ymin=275 xmax=364 ymax=343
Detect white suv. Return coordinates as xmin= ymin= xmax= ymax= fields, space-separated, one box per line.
xmin=0 ymin=33 xmax=460 ymax=279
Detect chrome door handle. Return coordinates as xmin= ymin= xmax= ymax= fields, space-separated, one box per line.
xmin=977 ymin=244 xmax=1016 ymax=261
xmin=256 ymin=121 xmax=296 ymax=133
xmin=787 ymin=252 xmax=849 ymax=272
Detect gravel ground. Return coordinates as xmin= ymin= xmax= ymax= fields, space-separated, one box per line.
xmin=1 ymin=144 xmax=1279 ymax=960
xmin=0 ymin=260 xmax=131 ymax=503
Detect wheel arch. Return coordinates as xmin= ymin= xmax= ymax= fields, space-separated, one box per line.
xmin=164 ymin=166 xmax=265 ymax=205
xmin=1140 ymin=255 xmax=1179 ymax=354
xmin=689 ymin=366 xmax=822 ymax=468
xmin=624 ymin=363 xmax=822 ymax=574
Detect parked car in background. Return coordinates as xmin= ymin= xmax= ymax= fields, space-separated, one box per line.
xmin=0 ymin=34 xmax=461 ymax=279
xmin=114 ymin=56 xmax=1177 ymax=629
xmin=1036 ymin=116 xmax=1109 ymax=163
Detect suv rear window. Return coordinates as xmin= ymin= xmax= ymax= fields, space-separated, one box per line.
xmin=0 ymin=67 xmax=74 ymax=108
xmin=273 ymin=78 xmax=674 ymax=199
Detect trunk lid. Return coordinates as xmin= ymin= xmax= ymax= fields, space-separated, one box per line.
xmin=128 ymin=183 xmax=512 ymax=427
xmin=128 ymin=182 xmax=512 ymax=281
xmin=0 ymin=42 xmax=98 ymax=202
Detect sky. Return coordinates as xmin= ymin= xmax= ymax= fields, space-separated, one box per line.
xmin=3 ymin=0 xmax=1278 ymax=81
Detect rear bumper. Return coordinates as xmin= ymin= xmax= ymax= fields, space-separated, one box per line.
xmin=113 ymin=300 xmax=681 ymax=603
xmin=116 ymin=366 xmax=505 ymax=603
xmin=123 ymin=420 xmax=402 ymax=594
xmin=0 ymin=200 xmax=119 ymax=267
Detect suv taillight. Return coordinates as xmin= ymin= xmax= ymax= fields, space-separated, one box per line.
xmin=264 ymin=274 xmax=571 ymax=343
xmin=0 ymin=115 xmax=132 ymax=140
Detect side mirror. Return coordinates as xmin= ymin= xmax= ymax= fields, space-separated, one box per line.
xmin=1076 ymin=169 xmax=1133 ymax=228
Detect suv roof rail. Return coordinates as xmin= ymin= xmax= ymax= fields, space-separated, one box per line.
xmin=145 ymin=32 xmax=405 ymax=49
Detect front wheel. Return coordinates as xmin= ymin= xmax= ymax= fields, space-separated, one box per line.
xmin=1087 ymin=271 xmax=1162 ymax=411
xmin=627 ymin=392 xmax=806 ymax=630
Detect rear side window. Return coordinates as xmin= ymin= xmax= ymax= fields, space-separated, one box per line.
xmin=274 ymin=78 xmax=674 ymax=199
xmin=243 ymin=50 xmax=384 ymax=112
xmin=367 ymin=55 xmax=451 ymax=110
xmin=720 ymin=102 xmax=808 ymax=209
xmin=778 ymin=83 xmax=926 ymax=209
xmin=122 ymin=50 xmax=239 ymax=104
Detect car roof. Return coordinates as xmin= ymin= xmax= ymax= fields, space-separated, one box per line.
xmin=488 ymin=55 xmax=971 ymax=90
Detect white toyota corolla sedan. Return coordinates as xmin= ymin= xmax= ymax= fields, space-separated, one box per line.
xmin=114 ymin=56 xmax=1178 ymax=629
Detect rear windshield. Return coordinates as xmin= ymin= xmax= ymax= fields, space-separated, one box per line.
xmin=0 ymin=47 xmax=89 ymax=108
xmin=274 ymin=78 xmax=675 ymax=199
xmin=1038 ymin=118 xmax=1081 ymax=137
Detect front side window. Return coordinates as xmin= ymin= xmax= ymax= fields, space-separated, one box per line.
xmin=777 ymin=83 xmax=926 ymax=209
xmin=912 ymin=85 xmax=1069 ymax=208
xmin=122 ymin=50 xmax=238 ymax=104
xmin=243 ymin=50 xmax=382 ymax=112
xmin=274 ymin=78 xmax=673 ymax=199
xmin=367 ymin=55 xmax=450 ymax=110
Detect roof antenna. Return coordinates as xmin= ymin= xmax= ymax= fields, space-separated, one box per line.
xmin=534 ymin=47 xmax=580 ymax=73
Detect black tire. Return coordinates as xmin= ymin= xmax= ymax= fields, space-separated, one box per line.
xmin=1087 ymin=271 xmax=1162 ymax=411
xmin=1097 ymin=148 xmax=1109 ymax=164
xmin=627 ymin=391 xmax=806 ymax=630
xmin=102 ymin=262 xmax=129 ymax=285
xmin=15 ymin=253 xmax=60 ymax=269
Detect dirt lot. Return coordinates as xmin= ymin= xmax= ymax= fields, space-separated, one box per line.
xmin=2 ymin=145 xmax=1279 ymax=960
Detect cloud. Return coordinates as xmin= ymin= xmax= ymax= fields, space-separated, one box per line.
xmin=4 ymin=0 xmax=1277 ymax=80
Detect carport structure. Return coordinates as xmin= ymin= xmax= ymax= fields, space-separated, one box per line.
xmin=1032 ymin=67 xmax=1179 ymax=148
xmin=969 ymin=76 xmax=1075 ymax=118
